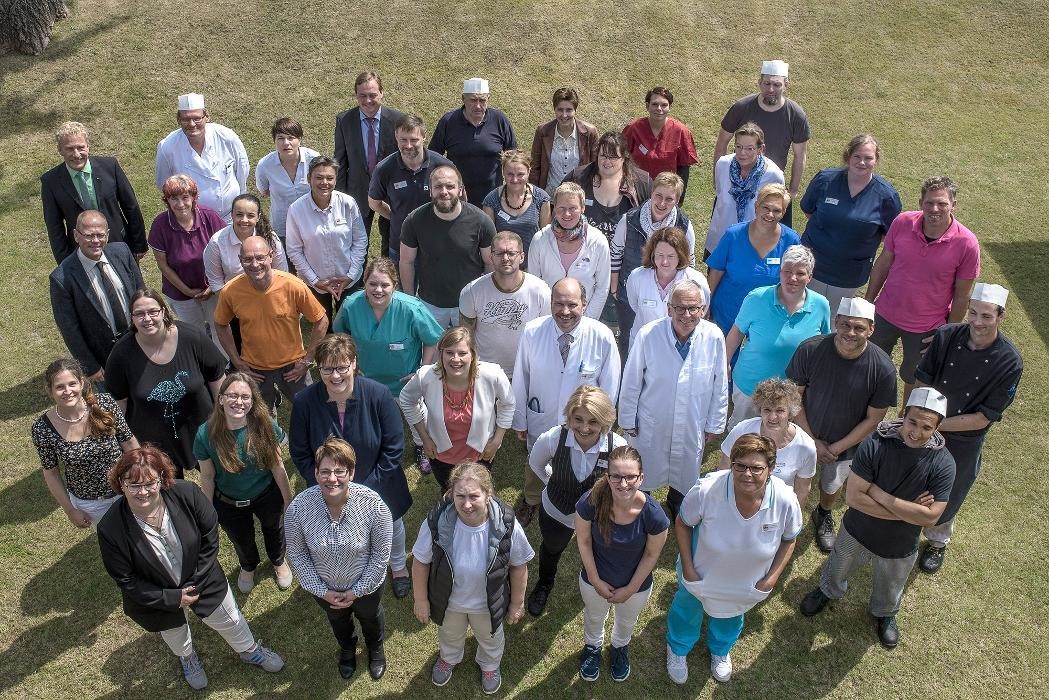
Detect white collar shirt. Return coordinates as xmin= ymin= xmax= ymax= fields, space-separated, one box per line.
xmin=154 ymin=123 xmax=249 ymax=222
xmin=285 ymin=190 xmax=368 ymax=288
xmin=254 ymin=147 xmax=320 ymax=236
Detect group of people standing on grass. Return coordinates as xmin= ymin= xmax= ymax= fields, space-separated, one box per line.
xmin=34 ymin=59 xmax=1022 ymax=691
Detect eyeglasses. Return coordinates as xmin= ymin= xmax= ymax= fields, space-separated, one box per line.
xmin=608 ymin=473 xmax=641 ymax=485
xmin=492 ymin=250 xmax=522 ymax=258
xmin=131 ymin=308 xmax=164 ymax=320
xmin=223 ymin=392 xmax=253 ymax=402
xmin=670 ymin=304 xmax=705 ymax=315
xmin=599 ymin=153 xmax=623 ymax=161
xmin=319 ymin=365 xmax=353 ymax=375
xmin=317 ymin=469 xmax=350 ymax=479
xmin=179 ymin=115 xmax=206 ymax=124
xmin=122 ymin=479 xmax=161 ymax=493
xmin=239 ymin=254 xmax=270 ymax=264
xmin=731 ymin=461 xmax=769 ymax=475
xmin=78 ymin=232 xmax=108 ymax=241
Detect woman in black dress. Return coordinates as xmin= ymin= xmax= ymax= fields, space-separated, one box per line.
xmin=105 ymin=288 xmax=226 ymax=477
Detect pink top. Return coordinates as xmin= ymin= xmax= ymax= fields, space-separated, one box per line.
xmin=559 ymin=247 xmax=582 ymax=273
xmin=436 ymin=386 xmax=481 ymax=464
xmin=622 ymin=116 xmax=699 ymax=181
xmin=874 ymin=211 xmax=981 ymax=332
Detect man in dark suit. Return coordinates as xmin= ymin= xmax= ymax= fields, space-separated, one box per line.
xmin=334 ymin=71 xmax=405 ymax=260
xmin=40 ymin=121 xmax=148 ymax=264
xmin=49 ymin=210 xmax=145 ymax=383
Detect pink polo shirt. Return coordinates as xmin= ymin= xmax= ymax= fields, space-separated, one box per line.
xmin=874 ymin=211 xmax=980 ymax=332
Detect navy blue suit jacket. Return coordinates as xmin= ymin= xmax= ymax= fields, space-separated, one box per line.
xmin=289 ymin=376 xmax=411 ymax=520
xmin=49 ymin=242 xmax=144 ymax=376
xmin=40 ymin=156 xmax=148 ymax=263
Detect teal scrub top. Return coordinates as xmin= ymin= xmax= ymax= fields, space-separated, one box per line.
xmin=192 ymin=420 xmax=284 ymax=500
xmin=332 ymin=290 xmax=444 ymax=394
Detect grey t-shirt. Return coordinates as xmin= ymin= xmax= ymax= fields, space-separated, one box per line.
xmin=786 ymin=334 xmax=897 ymax=453
xmin=720 ymin=95 xmax=811 ymax=170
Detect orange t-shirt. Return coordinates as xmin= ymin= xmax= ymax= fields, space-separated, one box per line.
xmin=214 ymin=271 xmax=326 ymax=370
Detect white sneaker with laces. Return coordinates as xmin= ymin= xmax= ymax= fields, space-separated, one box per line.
xmin=711 ymin=653 xmax=732 ymax=682
xmin=666 ymin=643 xmax=688 ymax=684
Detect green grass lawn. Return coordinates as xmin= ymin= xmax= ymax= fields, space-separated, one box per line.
xmin=2 ymin=1 xmax=1049 ymax=697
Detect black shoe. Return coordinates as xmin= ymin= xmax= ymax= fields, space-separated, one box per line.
xmin=368 ymin=646 xmax=387 ymax=680
xmin=813 ymin=507 xmax=836 ymax=553
xmin=800 ymin=588 xmax=831 ymax=617
xmin=338 ymin=648 xmax=357 ymax=679
xmin=918 ymin=544 xmax=946 ymax=574
xmin=391 ymin=572 xmax=412 ymax=599
xmin=527 ymin=585 xmax=551 ymax=617
xmin=876 ymin=616 xmax=899 ymax=649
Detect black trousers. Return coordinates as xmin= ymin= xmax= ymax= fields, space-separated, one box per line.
xmin=536 ymin=506 xmax=575 ymax=589
xmin=665 ymin=487 xmax=686 ymax=523
xmin=431 ymin=457 xmax=492 ymax=494
xmin=310 ymin=287 xmax=348 ymax=328
xmin=313 ymin=584 xmax=385 ymax=652
xmin=213 ymin=482 xmax=286 ymax=572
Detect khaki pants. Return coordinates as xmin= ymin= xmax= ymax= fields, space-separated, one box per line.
xmin=438 ymin=609 xmax=504 ymax=672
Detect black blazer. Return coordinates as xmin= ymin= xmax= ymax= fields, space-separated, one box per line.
xmin=334 ymin=105 xmax=406 ymax=209
xmin=40 ymin=156 xmax=148 ymax=263
xmin=97 ymin=481 xmax=229 ymax=632
xmin=49 ymin=242 xmax=145 ymax=376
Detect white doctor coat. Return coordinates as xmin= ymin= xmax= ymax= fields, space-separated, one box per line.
xmin=155 ymin=123 xmax=249 ymax=221
xmin=511 ymin=315 xmax=620 ymax=439
xmin=618 ymin=317 xmax=729 ymax=494
xmin=625 ymin=266 xmax=710 ymax=349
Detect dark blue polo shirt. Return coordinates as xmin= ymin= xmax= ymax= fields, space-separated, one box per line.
xmin=428 ymin=107 xmax=517 ymax=208
xmin=368 ymin=149 xmax=452 ymax=255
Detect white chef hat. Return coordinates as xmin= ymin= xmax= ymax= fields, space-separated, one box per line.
xmin=462 ymin=78 xmax=490 ymax=94
xmin=970 ymin=282 xmax=1009 ymax=307
xmin=837 ymin=296 xmax=876 ymax=321
xmin=760 ymin=60 xmax=789 ymax=77
xmin=177 ymin=93 xmax=206 ymax=111
xmin=906 ymin=387 xmax=948 ymax=417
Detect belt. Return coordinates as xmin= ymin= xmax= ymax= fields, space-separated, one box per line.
xmin=215 ymin=481 xmax=275 ymax=508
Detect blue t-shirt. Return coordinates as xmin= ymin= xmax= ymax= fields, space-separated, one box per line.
xmin=192 ymin=419 xmax=284 ymax=500
xmin=481 ymin=185 xmax=550 ymax=252
xmin=707 ymin=221 xmax=801 ymax=335
xmin=575 ymin=490 xmax=670 ymax=590
xmin=800 ymin=168 xmax=902 ymax=288
xmin=733 ymin=285 xmax=831 ymax=395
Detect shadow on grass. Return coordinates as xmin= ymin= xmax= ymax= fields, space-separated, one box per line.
xmin=983 ymin=241 xmax=1048 ymax=351
xmin=0 ymin=537 xmax=118 ymax=693
xmin=0 ymin=470 xmax=57 ymax=525
xmin=0 ymin=371 xmax=49 ymax=420
xmin=0 ymin=172 xmax=41 ymax=220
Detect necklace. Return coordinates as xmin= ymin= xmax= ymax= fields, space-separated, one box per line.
xmin=443 ymin=383 xmax=473 ymax=410
xmin=54 ymin=401 xmax=87 ymax=423
xmin=502 ymin=185 xmax=529 ymax=210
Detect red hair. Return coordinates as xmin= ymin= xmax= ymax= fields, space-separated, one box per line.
xmin=109 ymin=445 xmax=178 ymax=492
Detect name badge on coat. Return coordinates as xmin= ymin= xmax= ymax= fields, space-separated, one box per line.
xmin=394 ymin=181 xmax=408 ymax=189
xmin=766 ymin=257 xmax=781 ymax=266
xmin=497 ymin=210 xmax=512 ymax=222
xmin=824 ymin=197 xmax=839 ymax=205
xmin=389 ymin=343 xmax=405 ymax=350
xmin=638 ymin=145 xmax=649 ymax=155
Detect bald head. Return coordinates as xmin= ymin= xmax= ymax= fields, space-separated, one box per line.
xmin=73 ymin=210 xmax=109 ymax=259
xmin=550 ymin=277 xmax=587 ymax=333
xmin=239 ymin=235 xmax=274 ymax=289
xmin=76 ymin=210 xmax=107 ymax=230
xmin=552 ymin=276 xmax=585 ymax=303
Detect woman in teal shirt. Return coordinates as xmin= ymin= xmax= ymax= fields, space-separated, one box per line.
xmin=332 ymin=257 xmax=444 ymax=473
xmin=195 ymin=373 xmax=294 ymax=594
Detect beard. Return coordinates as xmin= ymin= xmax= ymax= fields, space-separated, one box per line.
xmin=762 ymin=93 xmax=780 ymax=106
xmin=434 ymin=195 xmax=459 ymax=213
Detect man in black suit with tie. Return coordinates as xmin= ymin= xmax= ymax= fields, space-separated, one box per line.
xmin=40 ymin=121 xmax=148 ymax=264
xmin=49 ymin=210 xmax=145 ymax=384
xmin=334 ymin=71 xmax=406 ymax=261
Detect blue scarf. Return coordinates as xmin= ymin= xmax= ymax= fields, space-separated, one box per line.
xmin=728 ymin=155 xmax=767 ymax=222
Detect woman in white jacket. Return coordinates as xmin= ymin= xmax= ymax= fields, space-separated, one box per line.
xmin=527 ymin=182 xmax=610 ymax=319
xmin=399 ymin=327 xmax=515 ymax=490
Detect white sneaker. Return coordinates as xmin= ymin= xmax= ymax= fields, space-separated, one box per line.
xmin=711 ymin=653 xmax=732 ymax=682
xmin=666 ymin=643 xmax=688 ymax=684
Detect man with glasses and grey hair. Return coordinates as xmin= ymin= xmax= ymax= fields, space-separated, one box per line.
xmin=155 ymin=93 xmax=249 ymax=222
xmin=618 ymin=278 xmax=728 ymax=519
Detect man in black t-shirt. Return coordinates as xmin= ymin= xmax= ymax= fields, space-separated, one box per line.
xmin=398 ymin=164 xmax=495 ymax=328
xmin=800 ymin=388 xmax=955 ymax=649
xmin=913 ymin=282 xmax=1023 ymax=575
xmin=787 ymin=297 xmax=897 ymax=553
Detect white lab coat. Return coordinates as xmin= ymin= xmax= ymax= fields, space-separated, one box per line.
xmin=511 ymin=316 xmax=620 ymax=438
xmin=618 ymin=317 xmax=729 ymax=494
xmin=625 ymin=266 xmax=710 ymax=349
xmin=527 ymin=224 xmax=610 ymax=319
xmin=155 ymin=123 xmax=249 ymax=222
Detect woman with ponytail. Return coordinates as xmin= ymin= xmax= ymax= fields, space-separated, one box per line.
xmin=574 ymin=445 xmax=669 ymax=682
xmin=195 ymin=373 xmax=294 ymax=593
xmin=31 ymin=358 xmax=139 ymax=527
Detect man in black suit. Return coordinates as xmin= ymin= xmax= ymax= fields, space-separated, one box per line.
xmin=49 ymin=210 xmax=145 ymax=383
xmin=40 ymin=121 xmax=148 ymax=264
xmin=334 ymin=71 xmax=405 ymax=260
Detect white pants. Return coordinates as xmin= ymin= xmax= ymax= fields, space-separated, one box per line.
xmin=438 ymin=609 xmax=504 ymax=671
xmin=390 ymin=517 xmax=407 ymax=572
xmin=160 ymin=585 xmax=256 ymax=657
xmin=68 ymin=491 xmax=120 ymax=527
xmin=422 ymin=301 xmax=460 ymax=329
xmin=725 ymin=386 xmax=758 ymax=433
xmin=166 ymin=295 xmax=226 ymax=359
xmin=578 ymin=575 xmax=652 ymax=648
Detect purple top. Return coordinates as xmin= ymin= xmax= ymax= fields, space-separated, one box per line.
xmin=148 ymin=206 xmax=226 ymax=300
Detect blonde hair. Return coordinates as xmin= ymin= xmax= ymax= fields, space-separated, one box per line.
xmin=563 ymin=385 xmax=616 ymax=431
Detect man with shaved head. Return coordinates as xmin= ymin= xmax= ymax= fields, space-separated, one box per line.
xmin=510 ymin=276 xmax=621 ymax=526
xmin=49 ymin=210 xmax=145 ymax=384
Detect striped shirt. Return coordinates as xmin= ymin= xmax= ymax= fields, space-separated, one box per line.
xmin=284 ymin=483 xmax=392 ymax=598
